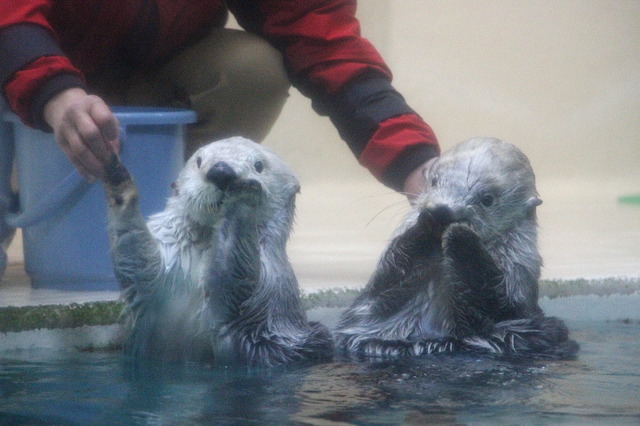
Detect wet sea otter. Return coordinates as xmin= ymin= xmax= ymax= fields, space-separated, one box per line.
xmin=336 ymin=137 xmax=578 ymax=359
xmin=101 ymin=137 xmax=333 ymax=366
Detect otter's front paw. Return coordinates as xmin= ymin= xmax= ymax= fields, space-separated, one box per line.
xmin=101 ymin=154 xmax=137 ymax=208
xmin=416 ymin=209 xmax=435 ymax=236
xmin=229 ymin=179 xmax=263 ymax=208
xmin=443 ymin=223 xmax=502 ymax=295
xmin=103 ymin=154 xmax=132 ymax=187
xmin=442 ymin=223 xmax=487 ymax=265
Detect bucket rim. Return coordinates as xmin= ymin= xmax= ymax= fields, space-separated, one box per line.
xmin=111 ymin=107 xmax=197 ymax=125
xmin=2 ymin=107 xmax=197 ymax=126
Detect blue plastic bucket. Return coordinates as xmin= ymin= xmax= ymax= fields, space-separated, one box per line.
xmin=4 ymin=107 xmax=196 ymax=290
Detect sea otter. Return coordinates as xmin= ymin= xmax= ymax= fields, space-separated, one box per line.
xmin=101 ymin=137 xmax=333 ymax=366
xmin=336 ymin=137 xmax=578 ymax=359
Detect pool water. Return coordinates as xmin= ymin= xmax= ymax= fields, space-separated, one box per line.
xmin=1 ymin=321 xmax=639 ymax=424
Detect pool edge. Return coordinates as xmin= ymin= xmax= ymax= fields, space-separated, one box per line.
xmin=1 ymin=277 xmax=639 ymax=353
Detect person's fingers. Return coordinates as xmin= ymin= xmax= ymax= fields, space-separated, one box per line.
xmin=55 ymin=127 xmax=98 ymax=182
xmin=403 ymin=157 xmax=437 ymax=203
xmin=88 ymin=98 xmax=120 ymax=153
xmin=56 ymin=98 xmax=120 ymax=180
xmin=73 ymin=105 xmax=111 ymax=166
xmin=403 ymin=166 xmax=427 ymax=201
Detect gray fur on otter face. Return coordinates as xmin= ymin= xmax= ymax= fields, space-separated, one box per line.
xmin=101 ymin=137 xmax=333 ymax=366
xmin=336 ymin=137 xmax=578 ymax=360
xmin=417 ymin=137 xmax=542 ymax=244
xmin=175 ymin=137 xmax=300 ymax=228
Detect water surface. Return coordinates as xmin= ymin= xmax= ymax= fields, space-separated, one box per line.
xmin=1 ymin=321 xmax=638 ymax=424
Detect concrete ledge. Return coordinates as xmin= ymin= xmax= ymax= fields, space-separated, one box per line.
xmin=539 ymin=277 xmax=640 ymax=298
xmin=0 ymin=301 xmax=125 ymax=352
xmin=1 ymin=277 xmax=639 ymax=353
xmin=1 ymin=325 xmax=123 ymax=353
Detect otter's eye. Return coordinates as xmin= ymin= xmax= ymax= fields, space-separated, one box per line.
xmin=196 ymin=156 xmax=202 ymax=168
xmin=481 ymin=193 xmax=495 ymax=207
xmin=254 ymin=160 xmax=264 ymax=173
xmin=431 ymin=176 xmax=438 ymax=187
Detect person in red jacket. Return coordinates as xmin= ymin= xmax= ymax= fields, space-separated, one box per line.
xmin=0 ymin=0 xmax=440 ymax=279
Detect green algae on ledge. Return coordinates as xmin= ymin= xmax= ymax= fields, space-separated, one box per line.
xmin=1 ymin=277 xmax=639 ymax=333
xmin=0 ymin=301 xmax=124 ymax=333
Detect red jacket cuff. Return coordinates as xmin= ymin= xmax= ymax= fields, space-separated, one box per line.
xmin=4 ymin=55 xmax=85 ymax=130
xmin=359 ymin=114 xmax=440 ymax=191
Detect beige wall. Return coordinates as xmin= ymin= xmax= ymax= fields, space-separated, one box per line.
xmin=262 ymin=0 xmax=640 ymax=185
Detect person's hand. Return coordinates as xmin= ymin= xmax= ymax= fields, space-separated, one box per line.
xmin=44 ymin=88 xmax=120 ymax=181
xmin=403 ymin=157 xmax=437 ymax=202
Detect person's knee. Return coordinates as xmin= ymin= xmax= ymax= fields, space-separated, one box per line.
xmin=220 ymin=31 xmax=290 ymax=100
xmin=160 ymin=29 xmax=292 ymax=152
xmin=189 ymin=31 xmax=290 ymax=145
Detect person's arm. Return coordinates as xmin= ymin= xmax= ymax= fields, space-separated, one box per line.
xmin=228 ymin=0 xmax=440 ymax=196
xmin=0 ymin=1 xmax=119 ymax=180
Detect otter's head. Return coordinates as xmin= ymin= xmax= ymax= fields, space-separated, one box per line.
xmin=173 ymin=137 xmax=300 ymax=228
xmin=415 ymin=137 xmax=542 ymax=244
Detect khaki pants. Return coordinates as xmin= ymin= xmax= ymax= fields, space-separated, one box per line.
xmin=88 ymin=28 xmax=291 ymax=158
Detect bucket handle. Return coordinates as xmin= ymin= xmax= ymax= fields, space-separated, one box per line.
xmin=5 ymin=128 xmax=126 ymax=229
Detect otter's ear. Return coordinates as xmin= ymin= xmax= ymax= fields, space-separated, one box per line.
xmin=171 ymin=182 xmax=180 ymax=196
xmin=525 ymin=196 xmax=542 ymax=220
xmin=526 ymin=196 xmax=542 ymax=208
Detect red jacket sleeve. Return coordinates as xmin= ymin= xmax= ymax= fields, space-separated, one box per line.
xmin=3 ymin=56 xmax=85 ymax=130
xmin=0 ymin=1 xmax=86 ymax=129
xmin=229 ymin=0 xmax=439 ymax=190
xmin=1 ymin=0 xmax=226 ymax=131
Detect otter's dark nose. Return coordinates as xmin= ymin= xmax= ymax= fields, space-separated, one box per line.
xmin=418 ymin=204 xmax=456 ymax=237
xmin=206 ymin=161 xmax=236 ymax=190
xmin=429 ymin=204 xmax=454 ymax=225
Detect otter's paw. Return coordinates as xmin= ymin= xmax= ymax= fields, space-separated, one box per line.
xmin=442 ymin=223 xmax=483 ymax=257
xmin=228 ymin=179 xmax=263 ymax=208
xmin=442 ymin=222 xmax=502 ymax=295
xmin=412 ymin=338 xmax=459 ymax=355
xmin=103 ymin=154 xmax=132 ymax=187
xmin=487 ymin=317 xmax=580 ymax=360
xmin=101 ymin=155 xmax=137 ymax=208
xmin=416 ymin=209 xmax=435 ymax=235
xmin=344 ymin=337 xmax=459 ymax=358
